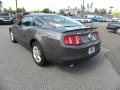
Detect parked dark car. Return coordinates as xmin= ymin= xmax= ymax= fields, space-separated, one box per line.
xmin=107 ymin=22 xmax=120 ymax=34
xmin=0 ymin=12 xmax=13 ymax=24
xmin=9 ymin=13 xmax=101 ymax=66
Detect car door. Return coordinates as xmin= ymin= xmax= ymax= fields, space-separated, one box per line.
xmin=17 ymin=16 xmax=33 ymax=43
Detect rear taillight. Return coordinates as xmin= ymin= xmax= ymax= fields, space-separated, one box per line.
xmin=96 ymin=32 xmax=100 ymax=38
xmin=64 ymin=35 xmax=81 ymax=45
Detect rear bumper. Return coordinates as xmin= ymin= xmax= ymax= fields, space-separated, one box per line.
xmin=0 ymin=20 xmax=12 ymax=23
xmin=61 ymin=42 xmax=100 ymax=62
xmin=47 ymin=40 xmax=101 ymax=63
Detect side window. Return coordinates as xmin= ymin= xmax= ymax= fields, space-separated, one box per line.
xmin=33 ymin=19 xmax=43 ymax=27
xmin=22 ymin=16 xmax=33 ymax=26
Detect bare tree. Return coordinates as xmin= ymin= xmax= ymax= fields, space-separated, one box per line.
xmin=94 ymin=8 xmax=99 ymax=14
xmin=90 ymin=2 xmax=93 ymax=11
xmin=110 ymin=6 xmax=114 ymax=9
xmin=87 ymin=4 xmax=90 ymax=12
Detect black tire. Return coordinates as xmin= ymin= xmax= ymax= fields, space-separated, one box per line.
xmin=32 ymin=41 xmax=47 ymax=66
xmin=9 ymin=31 xmax=17 ymax=43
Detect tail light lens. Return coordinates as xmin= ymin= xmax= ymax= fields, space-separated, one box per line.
xmin=64 ymin=35 xmax=81 ymax=45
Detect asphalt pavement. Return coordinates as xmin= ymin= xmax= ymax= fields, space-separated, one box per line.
xmin=0 ymin=24 xmax=120 ymax=90
xmin=94 ymin=22 xmax=120 ymax=75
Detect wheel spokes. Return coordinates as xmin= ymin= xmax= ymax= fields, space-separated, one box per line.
xmin=33 ymin=45 xmax=41 ymax=63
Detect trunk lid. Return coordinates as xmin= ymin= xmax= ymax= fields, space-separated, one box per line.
xmin=62 ymin=27 xmax=99 ymax=44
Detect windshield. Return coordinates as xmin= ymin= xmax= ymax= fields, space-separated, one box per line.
xmin=40 ymin=15 xmax=85 ymax=27
xmin=0 ymin=13 xmax=9 ymax=16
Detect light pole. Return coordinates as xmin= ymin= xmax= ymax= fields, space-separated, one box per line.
xmin=82 ymin=0 xmax=85 ymax=18
xmin=15 ymin=0 xmax=18 ymax=16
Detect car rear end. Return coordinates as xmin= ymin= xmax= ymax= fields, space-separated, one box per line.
xmin=40 ymin=14 xmax=101 ymax=63
xmin=50 ymin=28 xmax=101 ymax=63
xmin=1 ymin=17 xmax=12 ymax=24
xmin=107 ymin=23 xmax=118 ymax=32
xmin=0 ymin=13 xmax=12 ymax=24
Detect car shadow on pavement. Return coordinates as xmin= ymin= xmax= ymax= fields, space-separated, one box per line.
xmin=108 ymin=31 xmax=120 ymax=36
xmin=0 ymin=84 xmax=6 ymax=90
xmin=55 ymin=53 xmax=105 ymax=74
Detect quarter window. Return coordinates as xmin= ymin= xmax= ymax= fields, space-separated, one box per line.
xmin=33 ymin=19 xmax=43 ymax=26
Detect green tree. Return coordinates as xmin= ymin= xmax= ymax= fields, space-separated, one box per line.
xmin=41 ymin=8 xmax=52 ymax=13
xmin=17 ymin=8 xmax=21 ymax=13
xmin=52 ymin=11 xmax=56 ymax=14
xmin=7 ymin=7 xmax=14 ymax=13
xmin=17 ymin=7 xmax=26 ymax=13
xmin=59 ymin=9 xmax=65 ymax=15
xmin=108 ymin=9 xmax=112 ymax=14
xmin=94 ymin=8 xmax=107 ymax=15
xmin=32 ymin=10 xmax=40 ymax=13
xmin=3 ymin=7 xmax=26 ymax=14
xmin=113 ymin=12 xmax=120 ymax=17
xmin=3 ymin=8 xmax=8 ymax=12
xmin=21 ymin=7 xmax=26 ymax=13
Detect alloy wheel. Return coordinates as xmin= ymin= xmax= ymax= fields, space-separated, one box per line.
xmin=32 ymin=45 xmax=42 ymax=63
xmin=10 ymin=32 xmax=14 ymax=41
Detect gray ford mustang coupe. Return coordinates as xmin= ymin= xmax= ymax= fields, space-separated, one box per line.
xmin=9 ymin=13 xmax=101 ymax=66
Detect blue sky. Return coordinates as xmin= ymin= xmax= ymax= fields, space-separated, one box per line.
xmin=1 ymin=0 xmax=119 ymax=12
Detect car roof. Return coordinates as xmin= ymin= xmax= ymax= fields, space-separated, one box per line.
xmin=26 ymin=13 xmax=58 ymax=17
xmin=0 ymin=12 xmax=8 ymax=14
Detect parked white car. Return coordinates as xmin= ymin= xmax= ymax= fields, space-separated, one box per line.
xmin=85 ymin=18 xmax=92 ymax=23
xmin=74 ymin=18 xmax=92 ymax=23
xmin=112 ymin=17 xmax=118 ymax=22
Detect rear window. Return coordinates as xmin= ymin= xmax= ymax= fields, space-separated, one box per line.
xmin=40 ymin=15 xmax=85 ymax=28
xmin=0 ymin=13 xmax=9 ymax=16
